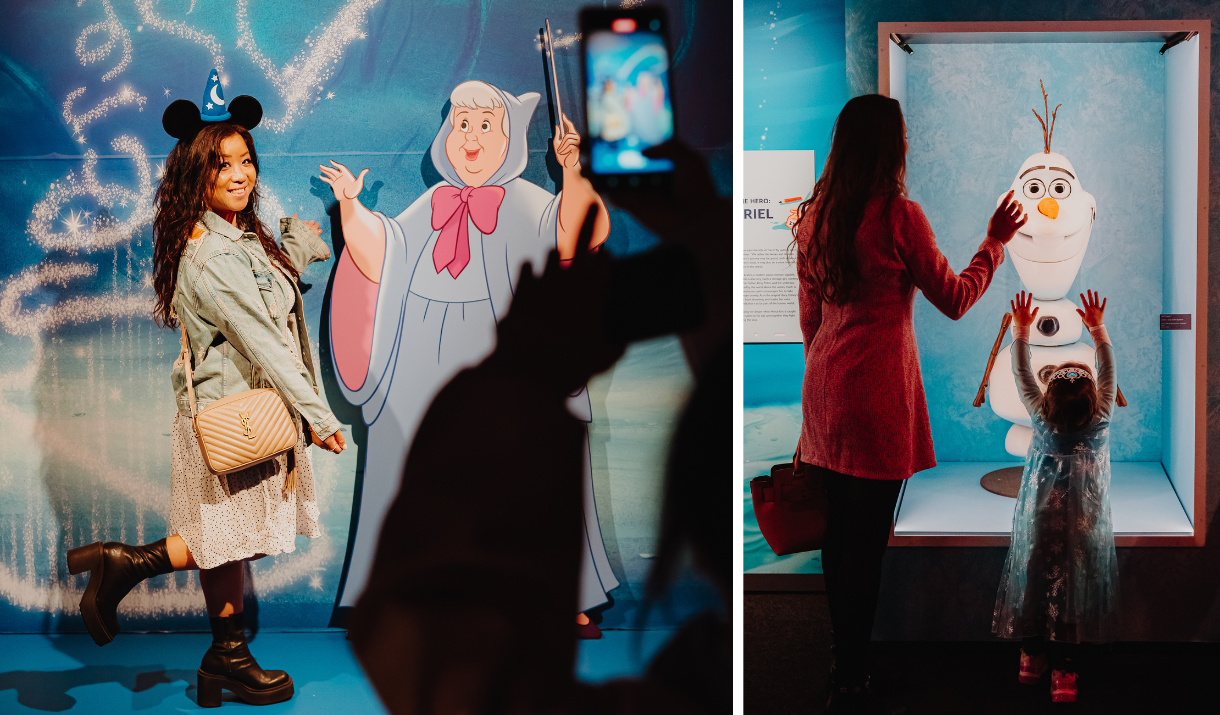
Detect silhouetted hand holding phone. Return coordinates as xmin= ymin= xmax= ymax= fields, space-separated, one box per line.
xmin=607 ymin=140 xmax=730 ymax=374
xmin=488 ymin=206 xmax=626 ymax=394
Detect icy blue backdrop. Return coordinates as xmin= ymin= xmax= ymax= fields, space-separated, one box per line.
xmin=742 ymin=0 xmax=847 ymax=574
xmin=905 ymin=42 xmax=1165 ymax=462
xmin=0 ymin=0 xmax=729 ymax=633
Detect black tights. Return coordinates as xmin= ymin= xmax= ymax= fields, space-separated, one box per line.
xmin=1022 ymin=636 xmax=1078 ymax=671
xmin=815 ymin=465 xmax=903 ymax=676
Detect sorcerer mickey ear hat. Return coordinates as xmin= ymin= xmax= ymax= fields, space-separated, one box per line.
xmin=161 ymin=68 xmax=263 ymax=140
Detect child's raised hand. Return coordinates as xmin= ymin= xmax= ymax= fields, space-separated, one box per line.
xmin=1010 ymin=290 xmax=1039 ymax=328
xmin=1076 ymin=289 xmax=1106 ymax=328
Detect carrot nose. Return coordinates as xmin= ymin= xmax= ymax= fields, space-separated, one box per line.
xmin=1037 ymin=197 xmax=1059 ymax=219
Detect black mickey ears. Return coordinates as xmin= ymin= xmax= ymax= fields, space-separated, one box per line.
xmin=228 ymin=95 xmax=263 ymax=132
xmin=162 ymin=99 xmax=202 ymax=140
xmin=162 ymin=95 xmax=263 ymax=140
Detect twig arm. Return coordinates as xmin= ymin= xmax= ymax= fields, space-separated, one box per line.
xmin=974 ymin=312 xmax=1013 ymax=407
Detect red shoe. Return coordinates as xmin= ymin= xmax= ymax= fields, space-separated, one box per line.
xmin=1051 ymin=669 xmax=1077 ymax=703
xmin=576 ymin=620 xmax=602 ymax=640
xmin=1018 ymin=650 xmax=1048 ymax=684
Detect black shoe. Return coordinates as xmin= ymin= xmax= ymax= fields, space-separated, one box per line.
xmin=197 ymin=612 xmax=294 ymax=708
xmin=826 ymin=669 xmax=871 ymax=714
xmin=66 ymin=539 xmax=174 ymax=646
xmin=827 ymin=669 xmax=909 ymax=715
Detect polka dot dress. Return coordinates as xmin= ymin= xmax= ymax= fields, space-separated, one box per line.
xmin=169 ymin=265 xmax=321 ymax=570
xmin=169 ymin=416 xmax=320 ymax=570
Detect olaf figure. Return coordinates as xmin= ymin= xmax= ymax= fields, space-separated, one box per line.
xmin=985 ymin=83 xmax=1105 ymax=456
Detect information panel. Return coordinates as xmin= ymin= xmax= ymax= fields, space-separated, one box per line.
xmin=743 ymin=150 xmax=817 ymax=343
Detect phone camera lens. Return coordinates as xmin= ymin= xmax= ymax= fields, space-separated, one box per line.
xmin=607 ymin=177 xmax=619 ymax=188
xmin=629 ymin=176 xmax=641 ymax=187
xmin=649 ymin=19 xmax=661 ymax=31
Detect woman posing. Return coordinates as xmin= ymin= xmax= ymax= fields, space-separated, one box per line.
xmin=66 ymin=76 xmax=346 ymax=708
xmin=791 ymin=94 xmax=1027 ymax=713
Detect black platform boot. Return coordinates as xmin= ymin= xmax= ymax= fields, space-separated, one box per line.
xmin=66 ymin=538 xmax=174 ymax=646
xmin=826 ymin=658 xmax=871 ymax=714
xmin=197 ymin=612 xmax=294 ymax=708
xmin=826 ymin=651 xmax=909 ymax=715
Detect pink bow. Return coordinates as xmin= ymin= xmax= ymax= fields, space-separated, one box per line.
xmin=430 ymin=185 xmax=506 ymax=278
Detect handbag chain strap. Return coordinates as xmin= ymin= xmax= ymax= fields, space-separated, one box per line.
xmin=173 ymin=223 xmax=300 ymax=496
xmin=173 ymin=229 xmax=295 ymax=425
xmin=179 ymin=327 xmax=199 ymax=420
xmin=176 ymin=231 xmax=208 ymax=421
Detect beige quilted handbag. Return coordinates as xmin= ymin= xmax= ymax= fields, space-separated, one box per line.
xmin=178 ymin=328 xmax=297 ymax=476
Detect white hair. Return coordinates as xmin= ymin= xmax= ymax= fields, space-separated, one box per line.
xmin=449 ymin=81 xmax=508 ymax=134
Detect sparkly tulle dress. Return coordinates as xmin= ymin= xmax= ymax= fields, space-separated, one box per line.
xmin=992 ymin=324 xmax=1120 ymax=644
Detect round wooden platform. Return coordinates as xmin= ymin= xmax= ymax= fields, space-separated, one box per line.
xmin=980 ymin=466 xmax=1024 ymax=498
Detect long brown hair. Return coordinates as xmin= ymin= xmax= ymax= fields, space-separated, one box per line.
xmin=1041 ymin=361 xmax=1100 ymax=432
xmin=789 ymin=94 xmax=907 ymax=305
xmin=151 ymin=123 xmax=299 ymax=328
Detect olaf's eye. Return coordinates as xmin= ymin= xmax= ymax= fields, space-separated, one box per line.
xmin=1049 ymin=179 xmax=1071 ymax=198
xmin=481 ymin=120 xmax=491 ymax=132
xmin=1023 ymin=178 xmax=1046 ymax=199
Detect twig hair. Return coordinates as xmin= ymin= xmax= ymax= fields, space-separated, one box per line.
xmin=1031 ymin=80 xmax=1061 ymax=154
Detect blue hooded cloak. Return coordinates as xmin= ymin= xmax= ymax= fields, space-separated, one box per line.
xmin=332 ymin=84 xmax=618 ymax=611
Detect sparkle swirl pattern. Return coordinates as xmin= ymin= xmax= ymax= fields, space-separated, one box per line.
xmin=0 ymin=1 xmax=367 ymax=622
xmin=236 ymin=0 xmax=380 ymax=132
xmin=74 ymin=0 xmax=131 ymax=82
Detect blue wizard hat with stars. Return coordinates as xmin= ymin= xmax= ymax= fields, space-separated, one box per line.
xmin=201 ymin=69 xmax=230 ymax=121
xmin=161 ymin=68 xmax=263 ymax=141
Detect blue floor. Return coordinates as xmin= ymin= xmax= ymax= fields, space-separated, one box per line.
xmin=0 ymin=630 xmax=676 ymax=713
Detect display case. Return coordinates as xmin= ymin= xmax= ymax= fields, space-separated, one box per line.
xmin=878 ymin=21 xmax=1209 ymax=547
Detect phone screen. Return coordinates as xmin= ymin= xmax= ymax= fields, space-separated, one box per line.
xmin=584 ymin=18 xmax=675 ymax=177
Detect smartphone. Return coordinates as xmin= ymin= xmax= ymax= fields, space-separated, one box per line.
xmin=579 ymin=8 xmax=675 ymax=191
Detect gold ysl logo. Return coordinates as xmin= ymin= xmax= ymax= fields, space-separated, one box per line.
xmin=239 ymin=411 xmax=256 ymax=440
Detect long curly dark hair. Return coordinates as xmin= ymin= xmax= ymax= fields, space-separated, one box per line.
xmin=152 ymin=123 xmax=299 ymax=328
xmin=1041 ymin=361 xmax=1100 ymax=432
xmin=789 ymin=94 xmax=907 ymax=305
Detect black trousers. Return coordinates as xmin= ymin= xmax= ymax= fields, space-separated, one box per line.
xmin=811 ymin=464 xmax=904 ymax=674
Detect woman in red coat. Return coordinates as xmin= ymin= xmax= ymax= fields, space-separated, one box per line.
xmin=792 ymin=94 xmax=1027 ymax=712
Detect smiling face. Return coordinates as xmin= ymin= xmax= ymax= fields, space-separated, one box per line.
xmin=444 ymin=105 xmax=508 ymax=187
xmin=207 ymin=132 xmax=257 ymax=214
xmin=1007 ymin=152 xmax=1095 ymax=242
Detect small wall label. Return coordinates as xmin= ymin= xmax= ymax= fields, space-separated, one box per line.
xmin=1160 ymin=314 xmax=1192 ymax=330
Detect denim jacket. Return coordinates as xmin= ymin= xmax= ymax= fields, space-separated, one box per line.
xmin=171 ymin=210 xmax=340 ymax=440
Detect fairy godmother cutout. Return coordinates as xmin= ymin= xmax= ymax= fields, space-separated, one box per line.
xmin=322 ymin=81 xmax=617 ymax=618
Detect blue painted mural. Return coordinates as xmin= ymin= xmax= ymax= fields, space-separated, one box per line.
xmin=743 ymin=0 xmax=848 ymax=574
xmin=0 ymin=0 xmax=729 ymax=633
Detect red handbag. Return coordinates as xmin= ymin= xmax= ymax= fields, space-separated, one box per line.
xmin=750 ymin=461 xmax=828 ymax=556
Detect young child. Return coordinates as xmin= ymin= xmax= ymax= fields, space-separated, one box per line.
xmin=993 ymin=290 xmax=1120 ymax=704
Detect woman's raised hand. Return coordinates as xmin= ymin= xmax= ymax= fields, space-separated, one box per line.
xmin=318 ymin=160 xmax=369 ymax=201
xmin=1076 ymin=289 xmax=1106 ymax=328
xmin=291 ymin=214 xmax=323 ymax=236
xmin=1010 ymin=290 xmax=1039 ymax=328
xmin=988 ymin=190 xmax=1028 ymax=245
